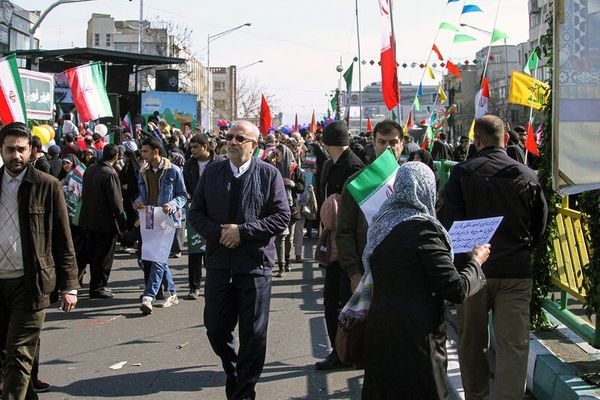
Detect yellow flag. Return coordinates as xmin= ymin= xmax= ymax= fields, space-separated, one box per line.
xmin=438 ymin=85 xmax=447 ymax=103
xmin=468 ymin=119 xmax=475 ymax=140
xmin=507 ymin=70 xmax=549 ymax=110
xmin=426 ymin=64 xmax=436 ymax=80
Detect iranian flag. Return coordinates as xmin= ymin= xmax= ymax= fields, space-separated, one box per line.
xmin=64 ymin=62 xmax=112 ymax=123
xmin=378 ymin=0 xmax=399 ymax=110
xmin=475 ymin=76 xmax=490 ymax=119
xmin=347 ymin=150 xmax=399 ymax=225
xmin=0 ymin=54 xmax=27 ymax=124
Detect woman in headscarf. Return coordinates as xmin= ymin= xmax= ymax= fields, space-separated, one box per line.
xmin=340 ymin=162 xmax=490 ymax=399
xmin=58 ymin=153 xmax=80 ymax=182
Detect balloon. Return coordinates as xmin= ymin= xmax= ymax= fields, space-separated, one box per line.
xmin=40 ymin=124 xmax=55 ymax=141
xmin=42 ymin=139 xmax=56 ymax=153
xmin=94 ymin=124 xmax=108 ymax=137
xmin=32 ymin=126 xmax=51 ymax=145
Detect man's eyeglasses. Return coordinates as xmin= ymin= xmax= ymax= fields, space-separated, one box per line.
xmin=225 ymin=134 xmax=254 ymax=144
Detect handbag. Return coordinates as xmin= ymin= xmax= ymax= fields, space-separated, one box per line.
xmin=335 ymin=315 xmax=366 ymax=365
xmin=314 ymin=228 xmax=332 ymax=265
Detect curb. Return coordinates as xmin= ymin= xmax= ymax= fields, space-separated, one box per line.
xmin=528 ymin=333 xmax=600 ymax=399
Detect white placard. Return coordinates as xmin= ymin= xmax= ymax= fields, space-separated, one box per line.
xmin=139 ymin=206 xmax=176 ymax=264
xmin=448 ymin=216 xmax=503 ymax=254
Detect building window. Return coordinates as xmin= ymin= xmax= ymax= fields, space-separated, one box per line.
xmin=94 ymin=33 xmax=100 ymax=46
xmin=106 ymin=34 xmax=111 ymax=47
xmin=214 ymin=99 xmax=227 ymax=109
xmin=214 ymin=81 xmax=226 ymax=92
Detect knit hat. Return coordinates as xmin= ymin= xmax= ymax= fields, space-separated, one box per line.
xmin=322 ymin=121 xmax=350 ymax=146
xmin=47 ymin=145 xmax=60 ymax=157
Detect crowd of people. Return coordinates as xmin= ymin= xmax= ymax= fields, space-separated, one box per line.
xmin=0 ymin=111 xmax=547 ymax=400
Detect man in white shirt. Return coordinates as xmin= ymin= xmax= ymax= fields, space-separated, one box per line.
xmin=0 ymin=122 xmax=79 ymax=399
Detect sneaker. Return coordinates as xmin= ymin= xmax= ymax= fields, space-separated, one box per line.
xmin=33 ymin=379 xmax=50 ymax=393
xmin=158 ymin=294 xmax=179 ymax=308
xmin=140 ymin=296 xmax=153 ymax=315
xmin=170 ymin=252 xmax=182 ymax=258
xmin=187 ymin=289 xmax=200 ymax=300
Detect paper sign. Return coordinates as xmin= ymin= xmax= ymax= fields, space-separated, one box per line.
xmin=139 ymin=206 xmax=176 ymax=264
xmin=448 ymin=216 xmax=503 ymax=254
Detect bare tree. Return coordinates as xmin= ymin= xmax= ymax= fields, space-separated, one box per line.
xmin=237 ymin=77 xmax=277 ymax=121
xmin=142 ymin=17 xmax=202 ymax=95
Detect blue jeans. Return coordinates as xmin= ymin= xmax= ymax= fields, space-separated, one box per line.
xmin=143 ymin=262 xmax=176 ymax=299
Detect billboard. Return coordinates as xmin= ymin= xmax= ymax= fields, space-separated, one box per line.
xmin=140 ymin=91 xmax=197 ymax=129
xmin=553 ymin=0 xmax=600 ymax=194
xmin=19 ymin=69 xmax=54 ymax=120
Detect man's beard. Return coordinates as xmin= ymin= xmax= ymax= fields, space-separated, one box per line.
xmin=5 ymin=159 xmax=28 ymax=175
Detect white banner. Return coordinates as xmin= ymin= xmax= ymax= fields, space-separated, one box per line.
xmin=139 ymin=206 xmax=176 ymax=264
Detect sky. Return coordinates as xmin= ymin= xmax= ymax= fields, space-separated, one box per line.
xmin=15 ymin=0 xmax=531 ymax=125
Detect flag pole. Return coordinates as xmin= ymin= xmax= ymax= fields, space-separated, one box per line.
xmin=355 ymin=0 xmax=363 ymax=133
xmin=388 ymin=0 xmax=401 ymax=123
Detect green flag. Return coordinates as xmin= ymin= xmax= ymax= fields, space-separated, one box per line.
xmin=392 ymin=110 xmax=397 ymax=121
xmin=491 ymin=28 xmax=508 ymax=43
xmin=413 ymin=96 xmax=422 ymax=112
xmin=343 ymin=62 xmax=354 ymax=93
xmin=453 ymin=33 xmax=477 ymax=43
xmin=439 ymin=22 xmax=459 ymax=32
xmin=330 ymin=97 xmax=337 ymax=112
xmin=523 ymin=50 xmax=540 ymax=76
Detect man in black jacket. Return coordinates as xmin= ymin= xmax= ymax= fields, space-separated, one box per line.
xmin=188 ymin=120 xmax=290 ymax=400
xmin=441 ymin=115 xmax=547 ymax=400
xmin=182 ymin=134 xmax=223 ymax=300
xmin=315 ymin=121 xmax=364 ymax=370
xmin=78 ymin=144 xmax=126 ymax=298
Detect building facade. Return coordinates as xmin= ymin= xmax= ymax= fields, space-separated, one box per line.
xmin=210 ymin=66 xmax=237 ymax=122
xmin=0 ymin=1 xmax=39 ymax=59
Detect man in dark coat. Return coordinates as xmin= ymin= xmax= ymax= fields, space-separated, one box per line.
xmin=78 ymin=144 xmax=126 ymax=298
xmin=430 ymin=132 xmax=453 ymax=161
xmin=46 ymin=145 xmax=63 ymax=178
xmin=315 ymin=121 xmax=364 ymax=370
xmin=0 ymin=122 xmax=79 ymax=399
xmin=189 ymin=120 xmax=290 ymax=400
xmin=182 ymin=134 xmax=223 ymax=300
xmin=441 ymin=115 xmax=547 ymax=399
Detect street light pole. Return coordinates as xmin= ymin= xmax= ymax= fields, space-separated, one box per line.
xmin=29 ymin=0 xmax=97 ymax=50
xmin=237 ymin=60 xmax=263 ymax=71
xmin=206 ymin=22 xmax=251 ymax=132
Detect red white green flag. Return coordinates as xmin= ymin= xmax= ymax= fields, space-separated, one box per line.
xmin=0 ymin=54 xmax=27 ymax=124
xmin=64 ymin=62 xmax=112 ymax=123
xmin=378 ymin=0 xmax=399 ymax=110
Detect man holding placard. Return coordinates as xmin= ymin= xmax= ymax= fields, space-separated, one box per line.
xmin=441 ymin=115 xmax=547 ymax=400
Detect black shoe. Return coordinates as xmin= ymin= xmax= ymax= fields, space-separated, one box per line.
xmin=284 ymin=262 xmax=291 ymax=272
xmin=33 ymin=379 xmax=50 ymax=393
xmin=315 ymin=351 xmax=346 ymax=370
xmin=89 ymin=289 xmax=114 ymax=299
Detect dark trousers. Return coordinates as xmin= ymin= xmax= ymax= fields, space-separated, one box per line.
xmin=323 ymin=261 xmax=352 ymax=352
xmin=204 ymin=269 xmax=272 ymax=400
xmin=170 ymin=227 xmax=184 ymax=254
xmin=78 ymin=231 xmax=117 ymax=293
xmin=188 ymin=253 xmax=204 ymax=290
xmin=0 ymin=278 xmax=45 ymax=400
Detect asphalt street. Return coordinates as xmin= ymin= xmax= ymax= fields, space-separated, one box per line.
xmin=36 ymin=238 xmax=468 ymax=399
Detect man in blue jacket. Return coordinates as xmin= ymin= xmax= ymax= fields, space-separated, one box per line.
xmin=134 ymin=137 xmax=187 ymax=315
xmin=189 ymin=120 xmax=290 ymax=400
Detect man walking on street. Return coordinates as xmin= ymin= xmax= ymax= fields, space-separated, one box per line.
xmin=189 ymin=120 xmax=290 ymax=400
xmin=441 ymin=115 xmax=547 ymax=399
xmin=182 ymin=134 xmax=223 ymax=300
xmin=134 ymin=137 xmax=187 ymax=315
xmin=78 ymin=144 xmax=127 ymax=298
xmin=0 ymin=122 xmax=79 ymax=399
xmin=315 ymin=121 xmax=364 ymax=370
